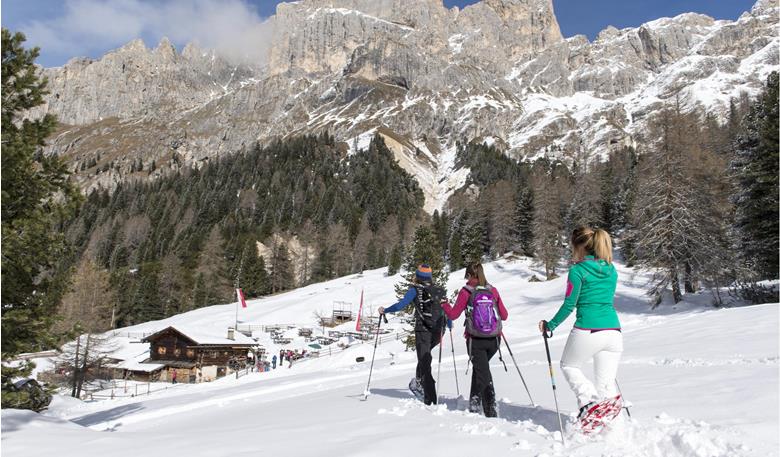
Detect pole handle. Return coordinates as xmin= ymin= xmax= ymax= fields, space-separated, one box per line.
xmin=542 ymin=320 xmax=553 ymax=339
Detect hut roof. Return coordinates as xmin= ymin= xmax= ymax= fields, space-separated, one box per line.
xmin=141 ymin=326 xmax=256 ymax=346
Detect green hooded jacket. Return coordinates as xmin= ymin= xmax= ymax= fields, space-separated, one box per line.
xmin=547 ymin=255 xmax=620 ymax=331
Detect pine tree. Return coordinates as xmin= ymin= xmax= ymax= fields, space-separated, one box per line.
xmin=731 ymin=71 xmax=779 ymax=281
xmin=190 ymin=273 xmax=209 ymax=311
xmin=352 ymin=216 xmax=373 ymax=272
xmin=630 ymin=102 xmax=715 ymax=304
xmin=566 ymin=152 xmax=604 ymax=233
xmin=158 ymin=253 xmax=185 ymax=317
xmin=54 ymin=259 xmax=113 ymax=335
xmin=196 ymin=227 xmax=233 ymax=304
xmin=240 ymin=240 xmax=270 ymax=298
xmin=396 ymin=226 xmax=447 ymax=299
xmin=432 ymin=210 xmax=450 ymax=260
xmin=461 ymin=217 xmax=485 ymax=265
xmin=515 ymin=186 xmax=534 ymax=257
xmin=448 ymin=230 xmax=464 ymax=271
xmin=312 ymin=245 xmax=335 ymax=282
xmin=483 ymin=180 xmax=517 ymax=257
xmin=387 ymin=243 xmax=403 ymax=276
xmin=135 ymin=264 xmax=164 ymax=323
xmin=270 ymin=243 xmax=293 ymax=294
xmin=532 ymin=172 xmax=563 ymax=279
xmin=2 ymin=29 xmax=80 ymax=407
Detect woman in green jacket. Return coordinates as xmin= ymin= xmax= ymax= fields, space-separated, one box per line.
xmin=538 ymin=227 xmax=622 ymax=417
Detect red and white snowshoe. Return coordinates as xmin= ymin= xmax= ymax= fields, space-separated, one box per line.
xmin=577 ymin=394 xmax=623 ymax=435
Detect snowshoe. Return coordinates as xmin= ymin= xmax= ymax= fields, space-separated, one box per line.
xmin=468 ymin=395 xmax=483 ymax=415
xmin=577 ymin=394 xmax=623 ymax=435
xmin=408 ymin=377 xmax=424 ymax=402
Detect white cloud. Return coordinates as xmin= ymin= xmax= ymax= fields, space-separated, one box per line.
xmin=20 ymin=0 xmax=273 ymax=67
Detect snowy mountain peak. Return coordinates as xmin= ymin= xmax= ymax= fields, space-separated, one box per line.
xmin=33 ymin=0 xmax=779 ymax=212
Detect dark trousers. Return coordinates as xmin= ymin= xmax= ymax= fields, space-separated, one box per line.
xmin=469 ymin=337 xmax=499 ymax=417
xmin=415 ymin=329 xmax=442 ymax=405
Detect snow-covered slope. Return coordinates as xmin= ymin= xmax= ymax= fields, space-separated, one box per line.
xmin=3 ymin=257 xmax=778 ymax=456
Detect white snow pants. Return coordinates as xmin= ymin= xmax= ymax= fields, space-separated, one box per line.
xmin=560 ymin=328 xmax=623 ymax=407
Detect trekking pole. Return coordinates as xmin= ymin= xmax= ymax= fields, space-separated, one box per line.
xmin=542 ymin=321 xmax=565 ymax=445
xmin=500 ymin=333 xmax=535 ymax=406
xmin=449 ymin=328 xmax=460 ymax=397
xmin=436 ymin=329 xmax=444 ymax=404
xmin=363 ymin=313 xmax=388 ymax=400
xmin=615 ymin=378 xmax=631 ymax=418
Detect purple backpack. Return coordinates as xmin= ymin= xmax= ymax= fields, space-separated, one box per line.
xmin=464 ymin=284 xmax=502 ymax=338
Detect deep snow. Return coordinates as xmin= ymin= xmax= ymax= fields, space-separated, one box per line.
xmin=2 ymin=256 xmax=778 ymax=457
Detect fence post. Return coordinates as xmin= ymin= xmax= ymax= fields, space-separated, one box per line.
xmin=135 ymin=384 xmax=138 ymax=396
xmin=147 ymin=382 xmax=150 ymax=395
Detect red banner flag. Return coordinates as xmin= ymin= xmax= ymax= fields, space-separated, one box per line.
xmin=355 ymin=289 xmax=364 ymax=331
xmin=236 ymin=288 xmax=247 ymax=308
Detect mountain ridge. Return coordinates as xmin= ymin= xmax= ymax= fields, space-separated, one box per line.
xmin=33 ymin=0 xmax=779 ymax=212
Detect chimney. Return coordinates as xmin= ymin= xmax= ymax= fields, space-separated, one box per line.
xmin=227 ymin=327 xmax=235 ymax=340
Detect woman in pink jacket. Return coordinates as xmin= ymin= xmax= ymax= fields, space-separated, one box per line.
xmin=441 ymin=263 xmax=508 ymax=417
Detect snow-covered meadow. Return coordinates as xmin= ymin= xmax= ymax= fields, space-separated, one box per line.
xmin=2 ymin=256 xmax=778 ymax=457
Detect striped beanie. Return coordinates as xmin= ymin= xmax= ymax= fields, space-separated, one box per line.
xmin=416 ymin=264 xmax=433 ymax=281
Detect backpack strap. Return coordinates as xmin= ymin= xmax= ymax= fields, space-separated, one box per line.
xmin=462 ymin=285 xmax=474 ymax=318
xmin=412 ymin=285 xmax=427 ymax=320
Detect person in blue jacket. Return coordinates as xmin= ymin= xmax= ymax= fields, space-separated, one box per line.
xmin=379 ymin=264 xmax=451 ymax=405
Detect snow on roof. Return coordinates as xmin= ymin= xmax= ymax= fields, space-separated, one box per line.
xmin=112 ymin=360 xmax=165 ymax=372
xmin=144 ymin=325 xmax=257 ymax=346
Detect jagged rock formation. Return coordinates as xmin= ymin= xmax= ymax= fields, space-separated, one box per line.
xmin=35 ymin=0 xmax=779 ymax=212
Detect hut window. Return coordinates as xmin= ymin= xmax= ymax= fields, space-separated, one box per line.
xmin=157 ymin=346 xmax=167 ymax=355
xmin=174 ymin=348 xmax=181 ymax=356
xmin=223 ymin=351 xmax=229 ymax=356
xmin=186 ymin=349 xmax=195 ymax=358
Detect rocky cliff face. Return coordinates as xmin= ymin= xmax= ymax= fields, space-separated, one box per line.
xmin=36 ymin=0 xmax=779 ymax=211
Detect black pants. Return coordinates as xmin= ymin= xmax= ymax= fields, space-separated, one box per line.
xmin=469 ymin=337 xmax=499 ymax=417
xmin=415 ymin=329 xmax=442 ymax=405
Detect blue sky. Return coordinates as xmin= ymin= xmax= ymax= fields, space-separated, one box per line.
xmin=1 ymin=0 xmax=758 ymax=67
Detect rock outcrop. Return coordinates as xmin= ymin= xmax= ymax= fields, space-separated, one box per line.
xmin=34 ymin=0 xmax=779 ymax=212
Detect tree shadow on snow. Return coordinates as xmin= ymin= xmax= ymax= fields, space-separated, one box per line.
xmin=1 ymin=411 xmax=48 ymax=433
xmin=71 ymin=403 xmax=144 ymax=428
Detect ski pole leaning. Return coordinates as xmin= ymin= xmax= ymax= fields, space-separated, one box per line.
xmin=449 ymin=328 xmax=460 ymax=397
xmin=542 ymin=320 xmax=565 ymax=445
xmin=501 ymin=333 xmax=535 ymax=406
xmin=363 ymin=313 xmax=388 ymax=400
xmin=436 ymin=328 xmax=444 ymax=405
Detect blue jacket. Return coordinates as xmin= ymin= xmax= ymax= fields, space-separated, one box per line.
xmin=384 ymin=287 xmax=417 ymax=314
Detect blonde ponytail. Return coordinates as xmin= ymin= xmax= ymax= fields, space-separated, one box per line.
xmin=592 ymin=229 xmax=613 ymax=263
xmin=571 ymin=226 xmax=613 ymax=263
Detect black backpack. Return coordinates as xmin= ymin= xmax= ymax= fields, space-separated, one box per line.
xmin=413 ymin=283 xmax=446 ymax=332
